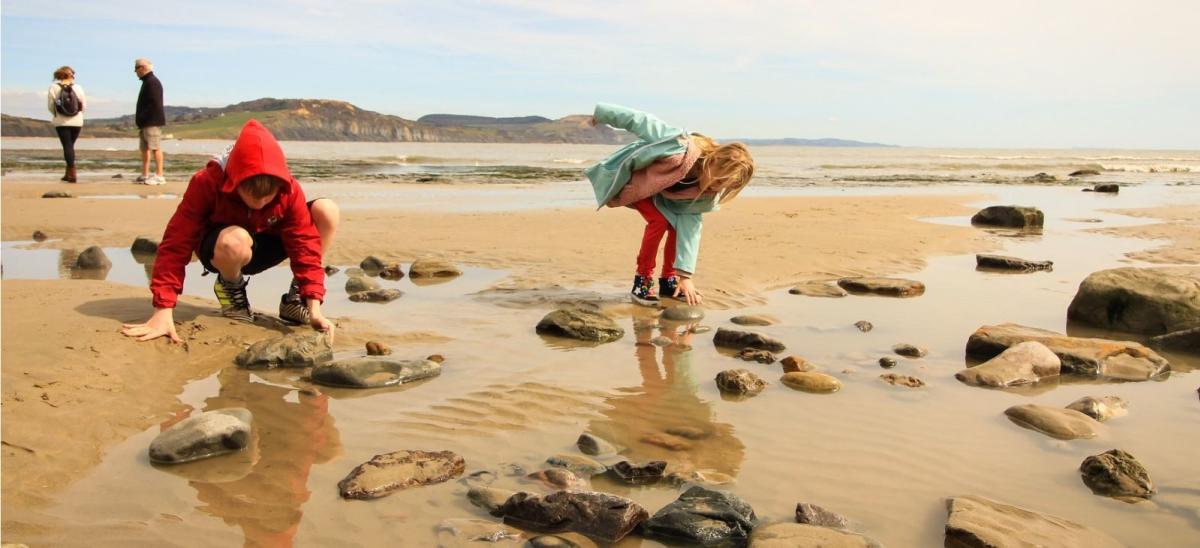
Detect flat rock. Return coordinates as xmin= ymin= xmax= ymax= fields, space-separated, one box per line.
xmin=576 ymin=433 xmax=617 ymax=456
xmin=235 ymin=331 xmax=333 ymax=369
xmin=892 ymin=343 xmax=927 ymax=358
xmin=348 ymin=288 xmax=403 ymax=302
xmin=837 ymin=277 xmax=925 ymax=297
xmin=795 ymin=502 xmax=848 ymax=528
xmin=410 ymin=257 xmax=463 ymax=278
xmin=944 ymin=495 xmax=1123 ymax=548
xmin=1004 ymin=404 xmax=1100 ymax=440
xmin=713 ymin=327 xmax=786 ymax=352
xmin=780 ymin=372 xmax=841 ymax=393
xmin=662 ymin=305 xmax=705 ymax=321
xmin=665 ymin=469 xmax=735 ymax=487
xmin=365 ymin=341 xmax=391 ymax=356
xmin=1066 ymin=396 xmax=1128 ymax=422
xmin=736 ymin=348 xmax=777 ymax=364
xmin=1080 ymin=449 xmax=1155 ymax=501
xmin=435 ymin=518 xmax=525 ymax=547
xmin=311 ymin=357 xmax=441 ymax=388
xmin=976 ymin=254 xmax=1053 ymax=272
xmin=640 ymin=433 xmax=692 ymax=451
xmin=730 ymin=315 xmax=775 ymax=326
xmin=1025 ymin=172 xmax=1057 ymax=183
xmin=1093 ymin=183 xmax=1120 ymax=193
xmin=665 ymin=426 xmax=709 ymax=440
xmin=781 ymin=355 xmax=813 ymax=373
xmin=607 ymin=460 xmax=666 ymax=485
xmin=74 ymin=246 xmax=111 ymax=270
xmin=1149 ymin=327 xmax=1200 ymax=353
xmin=971 ymin=205 xmax=1045 ymax=228
xmin=966 ymin=323 xmax=1169 ymax=379
xmin=498 ymin=490 xmax=648 ymax=543
xmin=715 ymin=369 xmax=767 ymax=397
xmin=535 ymin=308 xmax=624 ymax=343
xmin=527 ymin=468 xmax=588 ymax=490
xmin=789 ymin=282 xmax=847 ymax=298
xmin=148 ymin=408 xmax=252 ymax=464
xmin=468 ymin=486 xmax=518 ymax=516
xmin=640 ymin=486 xmax=757 ymax=547
xmin=345 ymin=275 xmax=381 ymax=294
xmin=750 ymin=523 xmax=882 ymax=548
xmin=880 ymin=373 xmax=925 ymax=388
xmin=1070 ymin=169 xmax=1101 ymax=177
xmin=130 ymin=236 xmax=159 ymax=255
xmin=955 ymin=341 xmax=1061 ymax=387
xmin=545 ymin=454 xmax=607 ymax=476
xmin=854 ymin=320 xmax=873 ymax=332
xmin=525 ymin=534 xmax=599 ymax=548
xmin=338 ymin=449 xmax=465 ymax=499
xmin=1067 ymin=267 xmax=1200 ymax=334
xmin=360 ymin=255 xmax=386 ymax=272
xmin=42 ymin=190 xmax=74 ymax=198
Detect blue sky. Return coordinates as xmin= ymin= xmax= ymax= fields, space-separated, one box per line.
xmin=3 ymin=0 xmax=1197 ymax=148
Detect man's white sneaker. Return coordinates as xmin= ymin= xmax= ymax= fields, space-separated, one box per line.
xmin=149 ymin=175 xmax=167 ymax=185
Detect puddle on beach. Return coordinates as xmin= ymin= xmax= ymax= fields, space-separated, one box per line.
xmin=2 ymin=184 xmax=1199 ymax=546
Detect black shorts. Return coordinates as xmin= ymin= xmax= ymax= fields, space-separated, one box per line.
xmin=198 ymin=199 xmax=320 ymax=275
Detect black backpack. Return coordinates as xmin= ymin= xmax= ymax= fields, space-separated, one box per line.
xmin=55 ymin=83 xmax=81 ymax=116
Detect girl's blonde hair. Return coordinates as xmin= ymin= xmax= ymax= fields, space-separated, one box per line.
xmin=690 ymin=133 xmax=754 ymax=204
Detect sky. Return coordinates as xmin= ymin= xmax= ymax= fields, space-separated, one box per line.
xmin=2 ymin=0 xmax=1198 ymax=149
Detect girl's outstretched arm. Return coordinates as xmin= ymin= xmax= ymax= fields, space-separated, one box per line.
xmin=592 ymin=103 xmax=683 ymax=142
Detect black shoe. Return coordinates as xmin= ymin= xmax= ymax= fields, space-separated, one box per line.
xmin=214 ymin=275 xmax=254 ymax=322
xmin=278 ymin=279 xmax=310 ymax=325
xmin=631 ymin=275 xmax=659 ymax=306
xmin=659 ymin=276 xmax=680 ymax=300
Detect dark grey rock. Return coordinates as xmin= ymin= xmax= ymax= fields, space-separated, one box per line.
xmin=345 ymin=275 xmax=381 ymax=294
xmin=944 ymin=495 xmax=1123 ymax=548
xmin=730 ymin=315 xmax=774 ymax=326
xmin=338 ymin=449 xmax=465 ymax=499
xmin=1070 ymin=169 xmax=1101 ymax=177
xmin=311 ymin=357 xmax=441 ymax=388
xmin=795 ymin=502 xmax=848 ymax=528
xmin=976 ymin=254 xmax=1053 ymax=272
xmin=971 ymin=205 xmax=1045 ymax=228
xmin=662 ymin=306 xmax=705 ymax=321
xmin=148 ymin=408 xmax=252 ymax=464
xmin=715 ymin=369 xmax=767 ymax=397
xmin=348 ymin=288 xmax=403 ymax=302
xmin=234 ymin=331 xmax=333 ymax=369
xmin=130 ymin=236 xmax=159 ymax=255
xmin=42 ymin=190 xmax=74 ymax=198
xmin=497 ymin=491 xmax=649 ymax=543
xmin=1094 ymin=183 xmax=1119 ymax=193
xmin=410 ymin=257 xmax=462 ymax=278
xmin=324 ymin=265 xmax=339 ymax=275
xmin=576 ymin=433 xmax=617 ymax=456
xmin=878 ymin=357 xmax=897 ymax=368
xmin=74 ymin=246 xmax=111 ymax=270
xmin=1067 ymin=267 xmax=1200 ymax=335
xmin=1080 ymin=449 xmax=1154 ymax=501
xmin=360 ymin=255 xmax=386 ymax=272
xmin=892 ymin=343 xmax=927 ymax=358
xmin=836 ymin=277 xmax=925 ymax=297
xmin=535 ymin=308 xmax=624 ymax=343
xmin=1149 ymin=327 xmax=1200 ymax=353
xmin=607 ymin=460 xmax=667 ymax=485
xmin=736 ymin=348 xmax=777 ymax=364
xmin=966 ymin=323 xmax=1169 ymax=379
xmin=854 ymin=320 xmax=873 ymax=332
xmin=640 ymin=486 xmax=757 ymax=547
xmin=713 ymin=327 xmax=785 ymax=352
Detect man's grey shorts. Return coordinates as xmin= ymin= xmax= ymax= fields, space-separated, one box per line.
xmin=139 ymin=126 xmax=163 ymax=151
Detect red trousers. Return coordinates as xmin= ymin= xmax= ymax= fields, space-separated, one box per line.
xmin=633 ymin=198 xmax=676 ymax=278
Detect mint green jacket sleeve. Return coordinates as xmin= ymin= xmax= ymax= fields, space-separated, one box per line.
xmin=594 ymin=103 xmax=681 ymax=142
xmin=653 ymin=194 xmax=719 ymax=276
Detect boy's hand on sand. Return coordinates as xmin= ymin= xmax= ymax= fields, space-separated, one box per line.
xmin=675 ymin=277 xmax=702 ymax=305
xmin=122 ymin=308 xmax=182 ymax=343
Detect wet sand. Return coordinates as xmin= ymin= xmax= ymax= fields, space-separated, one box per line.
xmin=3 ymin=171 xmax=1200 ymax=546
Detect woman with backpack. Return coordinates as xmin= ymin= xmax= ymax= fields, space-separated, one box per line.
xmin=46 ymin=65 xmax=87 ymax=183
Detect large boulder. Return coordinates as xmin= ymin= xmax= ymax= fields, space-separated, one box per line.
xmin=640 ymin=486 xmax=757 ymax=547
xmin=1067 ymin=267 xmax=1200 ymax=335
xmin=1003 ymin=404 xmax=1100 ymax=440
xmin=975 ymin=254 xmax=1053 ymax=272
xmin=311 ymin=358 xmax=441 ymax=388
xmin=971 ymin=205 xmax=1044 ymax=228
xmin=944 ymin=495 xmax=1123 ymax=548
xmin=497 ymin=491 xmax=648 ymax=543
xmin=713 ymin=328 xmax=786 ymax=352
xmin=750 ymin=523 xmax=882 ymax=547
xmin=535 ymin=308 xmax=624 ymax=343
xmin=130 ymin=236 xmax=160 ymax=255
xmin=1080 ymin=449 xmax=1155 ymax=501
xmin=955 ymin=341 xmax=1061 ymax=387
xmin=235 ymin=332 xmax=333 ymax=369
xmin=338 ymin=449 xmax=465 ymax=499
xmin=74 ymin=246 xmax=112 ymax=270
xmin=965 ymin=323 xmax=1169 ymax=379
xmin=836 ymin=277 xmax=925 ymax=297
xmin=148 ymin=408 xmax=252 ymax=464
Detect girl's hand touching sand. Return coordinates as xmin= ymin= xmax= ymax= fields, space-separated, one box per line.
xmin=675 ymin=276 xmax=702 ymax=305
xmin=122 ymin=307 xmax=182 ymax=343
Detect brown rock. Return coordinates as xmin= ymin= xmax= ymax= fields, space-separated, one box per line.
xmin=426 ymin=354 xmax=446 ymax=363
xmin=365 ymin=341 xmax=391 ymax=356
xmin=879 ymin=373 xmax=925 ymax=388
xmin=781 ymin=355 xmax=813 ymax=373
xmin=736 ymin=347 xmax=777 ymax=364
xmin=966 ymin=323 xmax=1169 ymax=379
xmin=526 ymin=468 xmax=588 ymax=490
xmin=338 ymin=449 xmax=465 ymax=499
xmin=780 ymin=372 xmax=841 ymax=393
xmin=837 ymin=277 xmax=925 ymax=297
xmin=944 ymin=495 xmax=1123 ymax=548
xmin=715 ymin=369 xmax=767 ymax=397
xmin=1004 ymin=404 xmax=1100 ymax=440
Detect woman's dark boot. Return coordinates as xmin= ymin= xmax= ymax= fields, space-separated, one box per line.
xmin=65 ymin=166 xmax=77 ymax=183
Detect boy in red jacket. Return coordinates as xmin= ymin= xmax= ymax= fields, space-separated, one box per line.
xmin=122 ymin=119 xmax=338 ymax=343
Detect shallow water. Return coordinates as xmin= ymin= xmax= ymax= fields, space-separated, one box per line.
xmin=2 ymin=184 xmax=1199 ymax=546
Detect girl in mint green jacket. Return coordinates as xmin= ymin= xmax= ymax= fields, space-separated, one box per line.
xmin=585 ymin=104 xmax=755 ymax=306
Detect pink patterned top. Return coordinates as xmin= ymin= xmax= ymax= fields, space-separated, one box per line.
xmin=606 ymin=135 xmax=703 ymax=208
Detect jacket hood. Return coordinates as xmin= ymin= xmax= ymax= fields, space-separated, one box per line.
xmin=221 ymin=119 xmax=295 ymax=194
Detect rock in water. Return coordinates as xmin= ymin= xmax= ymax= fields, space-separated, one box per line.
xmin=736 ymin=348 xmax=777 ymax=364
xmin=348 ymin=288 xmax=403 ymax=302
xmin=32 ymin=230 xmax=48 ymax=241
xmin=148 ymin=408 xmax=252 ymax=464
xmin=365 ymin=341 xmax=391 ymax=356
xmin=359 ymin=255 xmax=386 ymax=272
xmin=1065 ymin=396 xmax=1128 ymax=422
xmin=780 ymin=372 xmax=841 ymax=393
xmin=130 ymin=236 xmax=159 ymax=255
xmin=715 ymin=369 xmax=767 ymax=396
xmin=730 ymin=315 xmax=774 ymax=326
xmin=345 ymin=275 xmax=381 ymax=294
xmin=879 ymin=373 xmax=925 ymax=388
xmin=323 ymin=265 xmax=339 ymax=275
xmin=1080 ymin=449 xmax=1155 ymax=501
xmin=878 ymin=357 xmax=897 ymax=369
xmin=640 ymin=486 xmax=758 ymax=547
xmin=662 ymin=305 xmax=704 ymax=321
xmin=527 ymin=468 xmax=588 ymax=490
xmin=1148 ymin=327 xmax=1200 ymax=353
xmin=1024 ymin=172 xmax=1057 ymax=183
xmin=788 ymin=282 xmax=847 ymax=298
xmin=944 ymin=495 xmax=1123 ymax=548
xmin=965 ymin=323 xmax=1169 ymax=380
xmin=607 ymin=460 xmax=667 ymax=485
xmin=1067 ymin=267 xmax=1200 ymax=335
xmin=576 ymin=433 xmax=618 ymax=456
xmin=854 ymin=320 xmax=873 ymax=332
xmin=975 ymin=254 xmax=1053 ymax=272
xmin=970 ymin=205 xmax=1044 ymax=228
xmin=1004 ymin=404 xmax=1100 ymax=440
xmin=713 ymin=327 xmax=786 ymax=352
xmin=836 ymin=277 xmax=925 ymax=297
xmin=75 ymin=246 xmax=112 ymax=270
xmin=795 ymin=503 xmax=849 ymax=528
xmin=235 ymin=332 xmax=333 ymax=369
xmin=497 ymin=491 xmax=648 ymax=543
xmin=892 ymin=343 xmax=927 ymax=358
xmin=311 ymin=358 xmax=441 ymax=388
xmin=1093 ymin=183 xmax=1119 ymax=193
xmin=1070 ymin=169 xmax=1101 ymax=177
xmin=338 ymin=449 xmax=465 ymax=499
xmin=467 ymin=486 xmax=517 ymax=517
xmin=435 ymin=518 xmax=525 ymax=547
xmin=545 ymin=454 xmax=607 ymax=476
xmin=955 ymin=341 xmax=1061 ymax=387
xmin=409 ymin=257 xmax=462 ymax=278
xmin=379 ymin=264 xmax=405 ymax=280
xmin=781 ymin=355 xmax=813 ymax=373
xmin=535 ymin=308 xmax=624 ymax=343
xmin=751 ymin=523 xmax=882 ymax=547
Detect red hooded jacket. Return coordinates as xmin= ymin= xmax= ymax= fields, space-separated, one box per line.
xmin=149 ymin=119 xmax=325 ymax=309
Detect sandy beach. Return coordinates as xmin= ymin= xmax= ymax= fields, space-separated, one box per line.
xmin=3 ymin=159 xmax=1199 ymax=546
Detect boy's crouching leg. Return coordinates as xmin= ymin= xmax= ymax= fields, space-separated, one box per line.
xmin=310 ymin=198 xmax=340 ymax=257
xmin=213 ymin=226 xmax=254 ymax=280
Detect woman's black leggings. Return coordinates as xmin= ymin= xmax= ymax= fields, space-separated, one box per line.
xmin=55 ymin=125 xmax=81 ymax=167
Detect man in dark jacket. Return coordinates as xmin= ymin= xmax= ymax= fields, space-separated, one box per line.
xmin=134 ymin=58 xmax=167 ymax=184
